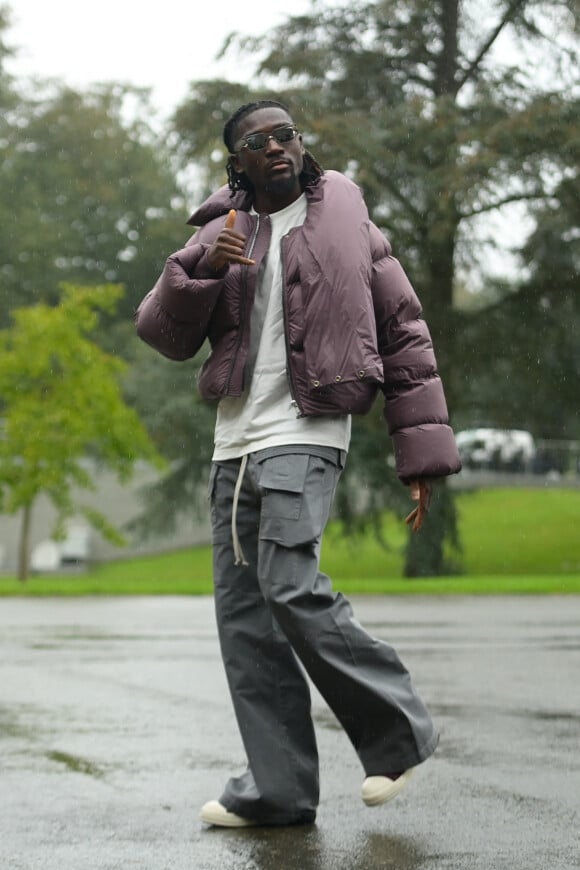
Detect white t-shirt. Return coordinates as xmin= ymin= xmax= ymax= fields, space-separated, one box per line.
xmin=212 ymin=194 xmax=351 ymax=460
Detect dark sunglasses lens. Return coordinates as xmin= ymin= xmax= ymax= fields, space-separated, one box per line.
xmin=274 ymin=127 xmax=295 ymax=143
xmin=246 ymin=133 xmax=268 ymax=151
xmin=244 ymin=127 xmax=296 ymax=151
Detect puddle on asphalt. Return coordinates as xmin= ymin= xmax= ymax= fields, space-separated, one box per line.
xmin=352 ymin=831 xmax=429 ymax=869
xmin=201 ymin=826 xmax=430 ymax=870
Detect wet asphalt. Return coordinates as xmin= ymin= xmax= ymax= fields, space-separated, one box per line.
xmin=0 ymin=594 xmax=579 ymax=870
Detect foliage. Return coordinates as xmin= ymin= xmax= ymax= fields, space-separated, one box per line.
xmin=0 ymin=4 xmax=16 ymax=110
xmin=0 ymin=284 xmax=165 ymax=579
xmin=172 ymin=80 xmax=260 ymax=201
xmin=0 ymin=80 xmax=189 ymax=331
xmin=123 ymin=343 xmax=216 ymax=539
xmin=457 ymin=171 xmax=580 ymax=438
xmin=459 ymin=94 xmax=580 ymax=436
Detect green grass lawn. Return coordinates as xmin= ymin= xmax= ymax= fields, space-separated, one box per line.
xmin=457 ymin=487 xmax=580 ymax=575
xmin=1 ymin=487 xmax=579 ymax=596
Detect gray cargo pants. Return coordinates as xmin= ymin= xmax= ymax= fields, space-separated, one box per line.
xmin=208 ymin=448 xmax=438 ymax=825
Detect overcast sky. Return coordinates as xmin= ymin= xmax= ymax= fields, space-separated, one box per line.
xmin=5 ymin=0 xmax=315 ymax=120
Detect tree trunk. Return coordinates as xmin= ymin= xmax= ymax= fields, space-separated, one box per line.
xmin=404 ymin=24 xmax=462 ymax=576
xmin=424 ymin=226 xmax=461 ymax=403
xmin=404 ymin=479 xmax=461 ymax=577
xmin=17 ymin=502 xmax=32 ymax=582
xmin=435 ymin=0 xmax=460 ymax=96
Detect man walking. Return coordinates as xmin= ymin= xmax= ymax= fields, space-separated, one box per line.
xmin=136 ymin=99 xmax=461 ymax=827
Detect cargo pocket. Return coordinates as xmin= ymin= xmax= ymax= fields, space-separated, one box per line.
xmin=258 ymin=454 xmax=329 ymax=548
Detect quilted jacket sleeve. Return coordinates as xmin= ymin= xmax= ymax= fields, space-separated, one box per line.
xmin=135 ymin=229 xmax=227 ymax=361
xmin=369 ymin=223 xmax=461 ymax=482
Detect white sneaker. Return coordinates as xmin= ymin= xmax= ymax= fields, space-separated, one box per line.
xmin=361 ymin=769 xmax=414 ymax=807
xmin=200 ymin=799 xmax=255 ymax=828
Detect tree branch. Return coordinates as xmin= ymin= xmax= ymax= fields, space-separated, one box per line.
xmin=375 ymin=172 xmax=425 ymax=223
xmin=463 ymin=280 xmax=544 ymax=321
xmin=456 ymin=0 xmax=528 ymax=92
xmin=461 ymin=191 xmax=546 ymax=219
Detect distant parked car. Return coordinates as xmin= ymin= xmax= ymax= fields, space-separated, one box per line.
xmin=455 ymin=428 xmax=536 ymax=472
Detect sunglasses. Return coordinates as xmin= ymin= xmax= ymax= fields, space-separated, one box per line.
xmin=233 ymin=125 xmax=299 ymax=153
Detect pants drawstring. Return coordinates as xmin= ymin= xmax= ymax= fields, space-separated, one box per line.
xmin=232 ymin=454 xmax=249 ymax=567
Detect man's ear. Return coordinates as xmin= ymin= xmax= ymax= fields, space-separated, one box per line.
xmin=230 ymin=153 xmax=244 ymax=174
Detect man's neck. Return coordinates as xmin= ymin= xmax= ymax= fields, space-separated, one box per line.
xmin=253 ymin=184 xmax=303 ymax=215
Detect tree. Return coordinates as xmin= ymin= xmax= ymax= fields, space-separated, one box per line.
xmin=0 ymin=80 xmax=189 ymax=330
xmin=123 ymin=343 xmax=217 ymax=541
xmin=176 ymin=1 xmax=578 ymax=376
xmin=458 ymin=170 xmax=580 ymax=441
xmin=168 ymin=0 xmax=579 ymax=575
xmin=0 ymin=4 xmax=15 ymax=110
xmin=0 ymin=284 xmax=165 ymax=580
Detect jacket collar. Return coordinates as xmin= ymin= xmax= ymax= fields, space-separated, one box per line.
xmin=186 ymin=186 xmax=252 ymax=226
xmin=186 ymin=173 xmax=324 ymax=227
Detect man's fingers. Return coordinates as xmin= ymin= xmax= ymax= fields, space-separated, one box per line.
xmin=405 ymin=480 xmax=432 ymax=533
xmin=421 ymin=481 xmax=433 ymax=511
xmin=405 ymin=506 xmax=423 ymax=532
xmin=224 ymin=210 xmax=255 ymax=261
xmin=228 ymin=254 xmax=256 ymax=266
xmin=219 ymin=241 xmax=255 ymax=266
xmin=405 ymin=505 xmax=424 ymax=533
xmin=209 ymin=210 xmax=255 ymax=269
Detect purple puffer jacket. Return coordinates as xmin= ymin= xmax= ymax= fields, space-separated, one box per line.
xmin=136 ymin=170 xmax=461 ymax=482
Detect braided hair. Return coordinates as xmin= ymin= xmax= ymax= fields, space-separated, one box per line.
xmin=223 ymin=99 xmax=323 ymax=194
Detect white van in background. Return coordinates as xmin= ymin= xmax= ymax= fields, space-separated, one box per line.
xmin=455 ymin=428 xmax=536 ymax=472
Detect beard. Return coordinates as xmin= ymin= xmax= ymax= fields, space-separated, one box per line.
xmin=264 ymin=169 xmax=300 ymax=196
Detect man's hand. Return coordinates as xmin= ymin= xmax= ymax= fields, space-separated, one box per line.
xmin=207 ymin=209 xmax=256 ymax=272
xmin=405 ymin=479 xmax=432 ymax=532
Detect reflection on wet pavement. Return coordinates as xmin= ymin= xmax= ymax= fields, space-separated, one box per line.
xmin=200 ymin=827 xmax=428 ymax=870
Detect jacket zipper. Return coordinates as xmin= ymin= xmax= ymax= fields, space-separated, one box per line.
xmin=280 ymin=233 xmax=304 ymax=417
xmin=224 ymin=215 xmax=261 ymax=395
